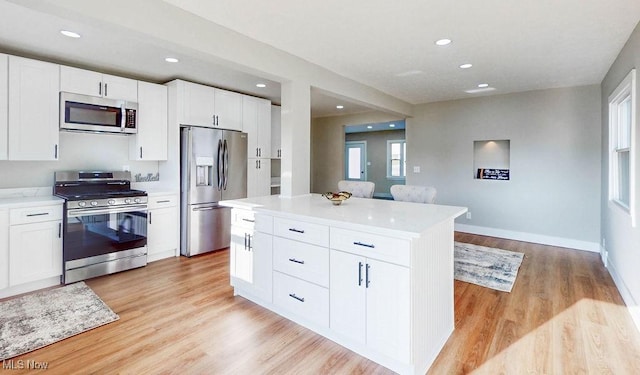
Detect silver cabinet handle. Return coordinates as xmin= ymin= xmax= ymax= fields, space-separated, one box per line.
xmin=149 ymin=211 xmax=152 ymax=224
xmin=27 ymin=212 xmax=49 ymax=217
xmin=354 ymin=241 xmax=375 ymax=248
xmin=98 ymin=82 xmax=102 ymax=96
xmin=58 ymin=222 xmax=62 ymax=238
xmin=242 ymin=218 xmax=255 ymax=223
xmin=140 ymin=147 xmax=143 ymax=159
xmin=289 ymin=293 xmax=304 ymax=303
xmin=288 ymin=228 xmax=304 ymax=234
xmin=104 ymin=83 xmax=108 ymax=97
xmin=288 ymin=258 xmax=304 ymax=265
xmin=54 ymin=144 xmax=58 ymax=159
xmin=358 ymin=261 xmax=363 ymax=286
xmin=366 ymin=263 xmax=371 ymax=288
xmin=256 ymin=147 xmax=259 ymax=157
xmin=156 ymin=200 xmax=170 ymax=204
xmin=244 ymin=233 xmax=248 ymax=249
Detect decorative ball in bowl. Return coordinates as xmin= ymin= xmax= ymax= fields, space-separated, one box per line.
xmin=322 ymin=191 xmax=352 ymax=205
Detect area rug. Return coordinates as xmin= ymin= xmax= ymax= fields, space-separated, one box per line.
xmin=0 ymin=282 xmax=119 ymax=360
xmin=454 ymin=242 xmax=524 ymax=292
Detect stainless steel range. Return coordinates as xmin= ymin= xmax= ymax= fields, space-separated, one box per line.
xmin=54 ymin=171 xmax=148 ymax=284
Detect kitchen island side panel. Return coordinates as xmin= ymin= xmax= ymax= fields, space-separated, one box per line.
xmin=412 ymin=218 xmax=456 ymax=374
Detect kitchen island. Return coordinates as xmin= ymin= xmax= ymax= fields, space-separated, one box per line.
xmin=221 ymin=194 xmax=467 ymax=375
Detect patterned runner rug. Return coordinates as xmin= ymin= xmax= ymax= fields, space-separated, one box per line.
xmin=454 ymin=242 xmax=525 ymax=292
xmin=0 ymin=282 xmax=119 ymax=360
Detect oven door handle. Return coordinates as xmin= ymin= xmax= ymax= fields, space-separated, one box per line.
xmin=67 ymin=205 xmax=148 ymax=217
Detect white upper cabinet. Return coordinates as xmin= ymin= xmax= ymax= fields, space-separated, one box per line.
xmin=271 ymin=105 xmax=281 ymax=159
xmin=214 ymin=89 xmax=242 ymax=131
xmin=0 ymin=54 xmax=7 ymax=160
xmin=243 ymin=96 xmax=271 ymax=158
xmin=178 ymin=80 xmax=242 ymax=130
xmin=60 ymin=65 xmax=137 ymax=102
xmin=8 ymin=56 xmax=59 ymax=161
xmin=130 ymin=81 xmax=168 ymax=160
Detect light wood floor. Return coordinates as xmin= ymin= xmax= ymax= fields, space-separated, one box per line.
xmin=5 ymin=233 xmax=640 ymax=374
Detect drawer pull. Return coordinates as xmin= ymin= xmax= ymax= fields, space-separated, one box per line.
xmin=288 ymin=293 xmax=305 ymax=303
xmin=288 ymin=258 xmax=305 ymax=265
xmin=156 ymin=200 xmax=171 ymax=203
xmin=242 ymin=218 xmax=255 ymax=223
xmin=26 ymin=212 xmax=49 ymax=217
xmin=288 ymin=228 xmax=305 ymax=234
xmin=353 ymin=241 xmax=375 ymax=248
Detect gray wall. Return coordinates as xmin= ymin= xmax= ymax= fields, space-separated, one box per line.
xmin=407 ymin=85 xmax=601 ymax=244
xmin=311 ymin=112 xmax=404 ymax=193
xmin=0 ymin=132 xmax=159 ymax=189
xmin=600 ymin=21 xmax=640 ymax=316
xmin=345 ymin=129 xmax=406 ymax=196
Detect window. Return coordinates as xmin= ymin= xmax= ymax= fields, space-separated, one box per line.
xmin=387 ymin=140 xmax=406 ymax=178
xmin=609 ymin=69 xmax=636 ymax=216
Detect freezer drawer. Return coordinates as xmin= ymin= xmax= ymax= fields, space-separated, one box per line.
xmin=182 ymin=204 xmax=230 ymax=256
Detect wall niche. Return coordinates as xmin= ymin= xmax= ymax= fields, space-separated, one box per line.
xmin=473 ymin=140 xmax=510 ymax=180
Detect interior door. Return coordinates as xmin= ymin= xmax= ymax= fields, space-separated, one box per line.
xmin=345 ymin=141 xmax=367 ymax=180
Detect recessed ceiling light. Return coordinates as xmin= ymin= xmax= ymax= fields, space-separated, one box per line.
xmin=336 ymin=105 xmax=344 ymax=109
xmin=367 ymin=125 xmax=373 ymax=129
xmin=165 ymin=57 xmax=179 ymax=63
xmin=60 ymin=30 xmax=81 ymax=38
xmin=459 ymin=63 xmax=473 ymax=69
xmin=389 ymin=124 xmax=396 ymax=128
xmin=435 ymin=39 xmax=451 ymax=46
xmin=256 ymin=83 xmax=266 ymax=88
xmin=478 ymin=83 xmax=489 ymax=88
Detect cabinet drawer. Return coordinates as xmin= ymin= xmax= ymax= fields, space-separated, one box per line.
xmin=273 ymin=271 xmax=329 ymax=328
xmin=231 ymin=209 xmax=255 ymax=229
xmin=254 ymin=214 xmax=273 ymax=234
xmin=148 ymin=195 xmax=177 ymax=209
xmin=273 ymin=237 xmax=329 ymax=287
xmin=273 ymin=217 xmax=329 ymax=247
xmin=330 ymin=227 xmax=410 ymax=267
xmin=10 ymin=205 xmax=62 ymax=225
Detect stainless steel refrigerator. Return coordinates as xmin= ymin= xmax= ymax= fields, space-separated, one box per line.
xmin=180 ymin=126 xmax=248 ymax=256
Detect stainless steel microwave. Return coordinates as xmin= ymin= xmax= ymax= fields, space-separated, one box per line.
xmin=60 ymin=92 xmax=137 ymax=134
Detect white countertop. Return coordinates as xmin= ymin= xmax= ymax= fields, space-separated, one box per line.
xmin=221 ymin=194 xmax=467 ymax=237
xmin=0 ymin=195 xmax=64 ymax=209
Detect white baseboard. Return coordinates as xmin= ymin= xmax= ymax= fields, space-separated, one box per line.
xmin=454 ymin=223 xmax=600 ymax=252
xmin=605 ymin=255 xmax=640 ymax=332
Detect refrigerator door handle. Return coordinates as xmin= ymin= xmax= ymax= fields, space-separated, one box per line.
xmin=217 ymin=139 xmax=223 ymax=191
xmin=223 ymin=139 xmax=229 ymax=190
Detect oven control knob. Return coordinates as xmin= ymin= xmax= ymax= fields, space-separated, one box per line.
xmin=78 ymin=201 xmax=86 ymax=207
xmin=108 ymin=199 xmax=116 ymax=205
xmin=124 ymin=198 xmax=132 ymax=204
xmin=134 ymin=198 xmax=141 ymax=203
xmin=90 ymin=201 xmax=98 ymax=206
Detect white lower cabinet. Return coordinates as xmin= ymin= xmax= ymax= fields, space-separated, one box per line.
xmin=329 ymin=250 xmax=410 ymax=362
xmin=0 ymin=209 xmax=8 ymax=290
xmin=273 ymin=271 xmax=329 ymax=328
xmin=147 ymin=194 xmax=179 ymax=262
xmin=7 ymin=204 xmax=63 ymax=289
xmin=230 ymin=209 xmax=273 ymax=302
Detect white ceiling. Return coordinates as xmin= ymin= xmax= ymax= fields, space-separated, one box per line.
xmin=1 ymin=0 xmax=639 ymax=118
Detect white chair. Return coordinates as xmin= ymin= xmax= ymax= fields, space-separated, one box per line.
xmin=338 ymin=180 xmax=375 ymax=198
xmin=390 ymin=185 xmax=437 ymax=204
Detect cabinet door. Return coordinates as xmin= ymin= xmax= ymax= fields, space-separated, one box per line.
xmin=256 ymin=99 xmax=271 ymax=158
xmin=330 ymin=250 xmax=366 ymax=344
xmin=231 ymin=226 xmax=253 ymax=282
xmin=131 ymin=81 xmax=167 ymax=160
xmin=8 ymin=56 xmax=59 ymax=161
xmin=251 ymin=231 xmax=273 ymax=302
xmin=9 ymin=220 xmax=62 ymax=286
xmin=181 ymin=81 xmax=215 ymax=127
xmin=0 ymin=209 xmax=8 ymax=290
xmin=243 ymin=96 xmax=259 ymax=157
xmin=214 ymin=89 xmax=242 ymax=131
xmin=60 ymin=65 xmax=102 ymax=97
xmin=365 ymin=258 xmax=411 ymax=363
xmin=247 ymin=159 xmax=271 ymax=198
xmin=0 ymin=54 xmax=7 ymax=160
xmin=271 ymin=105 xmax=281 ymax=159
xmin=103 ymin=74 xmax=138 ymax=102
xmin=147 ymin=206 xmax=178 ymax=257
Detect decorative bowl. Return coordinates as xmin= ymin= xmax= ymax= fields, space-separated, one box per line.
xmin=322 ymin=191 xmax=352 ymax=205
